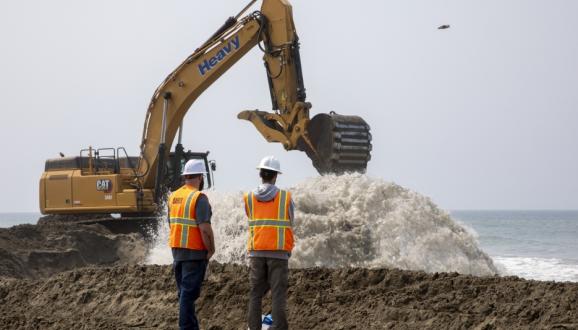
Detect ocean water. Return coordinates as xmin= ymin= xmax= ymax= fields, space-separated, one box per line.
xmin=452 ymin=210 xmax=578 ymax=282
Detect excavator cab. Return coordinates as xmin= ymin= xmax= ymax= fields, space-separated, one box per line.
xmin=39 ymin=145 xmax=215 ymax=238
xmin=164 ymin=147 xmax=216 ymax=192
xmin=40 ymin=145 xmax=215 ymax=216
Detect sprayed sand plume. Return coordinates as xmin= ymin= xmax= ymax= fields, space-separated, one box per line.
xmin=147 ymin=174 xmax=497 ymax=276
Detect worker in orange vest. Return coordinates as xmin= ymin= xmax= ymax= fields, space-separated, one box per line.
xmin=244 ymin=156 xmax=295 ymax=330
xmin=168 ymin=159 xmax=215 ymax=330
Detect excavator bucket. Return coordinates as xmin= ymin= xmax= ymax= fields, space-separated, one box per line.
xmin=302 ymin=112 xmax=372 ymax=174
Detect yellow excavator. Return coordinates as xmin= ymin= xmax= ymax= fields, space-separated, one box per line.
xmin=39 ymin=0 xmax=372 ymax=229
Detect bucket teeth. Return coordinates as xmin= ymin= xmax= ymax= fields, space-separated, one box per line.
xmin=304 ymin=112 xmax=373 ymax=174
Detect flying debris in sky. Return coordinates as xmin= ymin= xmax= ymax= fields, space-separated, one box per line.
xmin=438 ymin=24 xmax=451 ymax=30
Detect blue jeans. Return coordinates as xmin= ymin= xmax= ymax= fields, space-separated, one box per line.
xmin=174 ymin=260 xmax=208 ymax=330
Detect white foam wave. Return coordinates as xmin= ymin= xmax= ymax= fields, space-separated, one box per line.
xmin=493 ymin=256 xmax=578 ymax=282
xmin=146 ymin=174 xmax=498 ymax=276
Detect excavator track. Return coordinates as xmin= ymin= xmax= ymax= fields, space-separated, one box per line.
xmin=38 ymin=214 xmax=161 ymax=241
xmin=304 ymin=112 xmax=372 ymax=174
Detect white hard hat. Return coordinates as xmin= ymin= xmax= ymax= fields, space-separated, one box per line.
xmin=182 ymin=159 xmax=206 ymax=176
xmin=256 ymin=156 xmax=282 ymax=174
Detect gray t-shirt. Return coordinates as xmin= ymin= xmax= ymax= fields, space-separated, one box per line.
xmin=171 ymin=193 xmax=212 ymax=261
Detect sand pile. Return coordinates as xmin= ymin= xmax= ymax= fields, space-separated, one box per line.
xmin=0 ymin=223 xmax=145 ymax=279
xmin=1 ymin=263 xmax=577 ymax=329
xmin=149 ymin=174 xmax=497 ymax=276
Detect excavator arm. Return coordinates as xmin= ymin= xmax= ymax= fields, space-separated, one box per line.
xmin=137 ymin=0 xmax=372 ymax=191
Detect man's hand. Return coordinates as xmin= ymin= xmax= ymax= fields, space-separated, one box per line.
xmin=199 ymin=223 xmax=215 ymax=260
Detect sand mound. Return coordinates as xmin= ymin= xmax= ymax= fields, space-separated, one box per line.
xmin=0 ymin=223 xmax=146 ymax=279
xmin=1 ymin=263 xmax=577 ymax=329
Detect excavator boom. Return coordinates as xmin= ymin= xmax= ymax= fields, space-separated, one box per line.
xmin=137 ymin=0 xmax=372 ymax=190
xmin=138 ymin=14 xmax=262 ymax=189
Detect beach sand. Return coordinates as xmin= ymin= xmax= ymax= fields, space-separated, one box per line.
xmin=1 ymin=223 xmax=577 ymax=329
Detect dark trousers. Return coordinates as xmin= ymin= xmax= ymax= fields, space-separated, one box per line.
xmin=248 ymin=257 xmax=289 ymax=330
xmin=174 ymin=260 xmax=208 ymax=330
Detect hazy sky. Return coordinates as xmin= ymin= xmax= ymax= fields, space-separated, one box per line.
xmin=1 ymin=0 xmax=577 ymax=212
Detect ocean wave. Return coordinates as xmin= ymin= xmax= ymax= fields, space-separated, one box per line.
xmin=493 ymin=256 xmax=578 ymax=282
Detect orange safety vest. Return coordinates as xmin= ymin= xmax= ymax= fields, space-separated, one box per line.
xmin=244 ymin=189 xmax=294 ymax=252
xmin=168 ymin=185 xmax=207 ymax=250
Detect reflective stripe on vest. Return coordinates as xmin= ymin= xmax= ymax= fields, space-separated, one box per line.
xmin=244 ymin=189 xmax=294 ymax=252
xmin=168 ymin=186 xmax=207 ymax=250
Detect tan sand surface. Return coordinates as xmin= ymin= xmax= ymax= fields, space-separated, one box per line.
xmin=1 ymin=223 xmax=577 ymax=329
xmin=1 ymin=263 xmax=577 ymax=329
